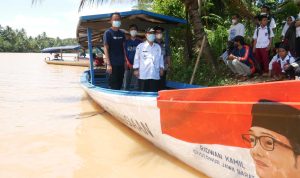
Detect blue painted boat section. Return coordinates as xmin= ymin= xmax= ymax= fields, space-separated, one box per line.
xmin=81 ymin=71 xmax=158 ymax=97
xmin=41 ymin=45 xmax=81 ymax=53
xmin=80 ymin=10 xmax=187 ymax=24
xmin=166 ymin=81 xmax=205 ymax=89
xmin=81 ymin=71 xmax=205 ymax=97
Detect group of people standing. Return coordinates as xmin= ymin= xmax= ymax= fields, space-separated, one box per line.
xmin=103 ymin=12 xmax=170 ymax=92
xmin=224 ymin=5 xmax=300 ymax=81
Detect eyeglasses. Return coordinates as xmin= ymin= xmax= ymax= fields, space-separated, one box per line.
xmin=241 ymin=134 xmax=293 ymax=151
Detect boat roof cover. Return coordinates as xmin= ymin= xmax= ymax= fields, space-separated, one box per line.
xmin=77 ymin=10 xmax=187 ymax=48
xmin=41 ymin=45 xmax=81 ymax=53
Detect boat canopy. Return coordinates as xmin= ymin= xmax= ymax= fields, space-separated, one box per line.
xmin=76 ymin=10 xmax=187 ymax=48
xmin=41 ymin=45 xmax=81 ymax=53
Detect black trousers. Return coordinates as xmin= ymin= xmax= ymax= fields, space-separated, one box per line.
xmin=296 ymin=37 xmax=300 ymax=58
xmin=159 ymin=71 xmax=167 ymax=90
xmin=138 ymin=79 xmax=159 ymax=92
xmin=109 ymin=65 xmax=125 ymax=90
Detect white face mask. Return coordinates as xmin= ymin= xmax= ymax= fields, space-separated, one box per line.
xmin=130 ymin=30 xmax=137 ymax=37
xmin=146 ymin=34 xmax=155 ymax=42
xmin=232 ymin=19 xmax=237 ymax=24
xmin=156 ymin=33 xmax=163 ymax=40
xmin=112 ymin=20 xmax=121 ymax=28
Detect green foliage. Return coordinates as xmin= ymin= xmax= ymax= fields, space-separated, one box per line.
xmin=152 ymin=0 xmax=185 ymax=18
xmin=0 ymin=25 xmax=77 ymax=52
xmin=205 ymin=23 xmax=228 ymax=55
xmin=153 ymin=0 xmax=300 ymax=86
xmin=170 ymin=47 xmax=236 ymax=86
xmin=277 ymin=1 xmax=300 ymax=20
xmin=151 ymin=0 xmax=236 ymax=86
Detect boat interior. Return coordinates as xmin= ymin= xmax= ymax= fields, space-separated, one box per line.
xmin=85 ymin=69 xmax=202 ymax=91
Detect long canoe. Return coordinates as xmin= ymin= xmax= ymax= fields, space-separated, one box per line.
xmin=78 ymin=10 xmax=300 ymax=178
xmin=80 ymin=70 xmax=300 ymax=178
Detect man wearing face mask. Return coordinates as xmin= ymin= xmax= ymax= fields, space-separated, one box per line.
xmin=220 ymin=14 xmax=245 ymax=63
xmin=124 ymin=24 xmax=142 ymax=90
xmin=133 ymin=27 xmax=164 ymax=92
xmin=154 ymin=26 xmax=171 ymax=90
xmin=103 ymin=12 xmax=126 ymax=90
xmin=228 ymin=14 xmax=245 ymax=43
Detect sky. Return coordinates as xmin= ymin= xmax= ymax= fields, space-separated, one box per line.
xmin=0 ymin=0 xmax=136 ymax=39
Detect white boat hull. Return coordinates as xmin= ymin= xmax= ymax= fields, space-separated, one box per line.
xmin=81 ymin=72 xmax=257 ymax=178
xmin=81 ymin=72 xmax=300 ymax=178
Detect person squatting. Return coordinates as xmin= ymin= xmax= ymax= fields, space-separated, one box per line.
xmin=222 ymin=5 xmax=300 ymax=81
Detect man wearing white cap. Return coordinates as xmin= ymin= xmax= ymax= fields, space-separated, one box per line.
xmin=133 ymin=27 xmax=164 ymax=92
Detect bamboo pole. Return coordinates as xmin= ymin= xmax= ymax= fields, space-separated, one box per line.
xmin=190 ymin=35 xmax=206 ymax=85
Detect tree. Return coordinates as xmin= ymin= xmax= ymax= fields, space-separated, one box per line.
xmin=0 ymin=24 xmax=78 ymax=52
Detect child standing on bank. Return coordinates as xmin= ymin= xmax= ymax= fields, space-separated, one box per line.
xmin=253 ymin=15 xmax=274 ymax=76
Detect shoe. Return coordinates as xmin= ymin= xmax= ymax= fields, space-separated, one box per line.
xmin=273 ymin=75 xmax=284 ymax=81
xmin=262 ymin=73 xmax=269 ymax=77
xmin=238 ymin=76 xmax=248 ymax=82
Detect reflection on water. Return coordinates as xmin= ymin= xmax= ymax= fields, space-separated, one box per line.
xmin=0 ymin=53 xmax=207 ymax=178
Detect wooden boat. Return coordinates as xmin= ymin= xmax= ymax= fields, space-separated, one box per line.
xmin=42 ymin=45 xmax=101 ymax=67
xmin=44 ymin=58 xmax=90 ymax=67
xmin=78 ymin=10 xmax=300 ymax=178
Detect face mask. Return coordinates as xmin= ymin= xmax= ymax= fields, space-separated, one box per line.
xmin=156 ymin=33 xmax=163 ymax=39
xmin=147 ymin=34 xmax=155 ymax=42
xmin=112 ymin=21 xmax=121 ymax=28
xmin=232 ymin=19 xmax=237 ymax=24
xmin=130 ymin=30 xmax=137 ymax=37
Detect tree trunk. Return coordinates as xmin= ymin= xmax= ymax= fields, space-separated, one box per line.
xmin=184 ymin=8 xmax=193 ymax=64
xmin=182 ymin=0 xmax=218 ymax=69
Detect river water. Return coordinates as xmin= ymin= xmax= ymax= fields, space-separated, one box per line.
xmin=0 ymin=53 xmax=207 ymax=178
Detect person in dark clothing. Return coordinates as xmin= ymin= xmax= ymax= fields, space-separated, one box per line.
xmin=154 ymin=26 xmax=171 ymax=90
xmin=285 ymin=16 xmax=300 ymax=58
xmin=103 ymin=12 xmax=126 ymax=90
xmin=284 ymin=57 xmax=300 ymax=80
xmin=124 ymin=24 xmax=142 ymax=90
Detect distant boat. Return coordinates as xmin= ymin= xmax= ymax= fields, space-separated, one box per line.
xmin=78 ymin=10 xmax=300 ymax=178
xmin=42 ymin=45 xmax=104 ymax=67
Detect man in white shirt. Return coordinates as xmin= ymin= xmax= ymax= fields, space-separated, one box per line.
xmin=253 ymin=15 xmax=275 ymax=75
xmin=133 ymin=27 xmax=164 ymax=92
xmin=228 ymin=14 xmax=245 ymax=41
xmin=220 ymin=14 xmax=245 ymax=63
